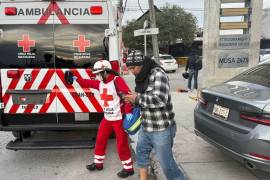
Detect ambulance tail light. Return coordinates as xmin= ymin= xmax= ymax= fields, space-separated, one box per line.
xmin=0 ymin=74 xmax=2 ymax=103
xmin=5 ymin=7 xmax=17 ymax=15
xmin=7 ymin=70 xmax=19 ymax=79
xmin=110 ymin=60 xmax=120 ymax=74
xmin=90 ymin=6 xmax=103 ymax=15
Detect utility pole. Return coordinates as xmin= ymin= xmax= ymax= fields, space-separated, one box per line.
xmin=118 ymin=0 xmax=124 ymax=69
xmin=148 ymin=0 xmax=160 ymax=63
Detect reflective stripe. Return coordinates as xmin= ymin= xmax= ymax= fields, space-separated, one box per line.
xmin=123 ymin=165 xmax=133 ymax=169
xmin=121 ymin=158 xmax=132 ymax=165
xmin=128 ymin=116 xmax=142 ymax=131
xmin=94 ymin=159 xmax=103 ymax=164
xmin=95 ymin=155 xmax=105 ymax=159
xmin=2 ymin=69 xmax=103 ymax=114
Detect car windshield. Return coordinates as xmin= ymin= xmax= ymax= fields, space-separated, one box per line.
xmin=230 ymin=64 xmax=270 ymax=87
xmin=160 ymin=55 xmax=173 ymax=60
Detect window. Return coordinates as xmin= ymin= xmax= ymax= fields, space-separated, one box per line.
xmin=160 ymin=55 xmax=173 ymax=60
xmin=54 ymin=24 xmax=108 ymax=69
xmin=230 ymin=64 xmax=270 ymax=87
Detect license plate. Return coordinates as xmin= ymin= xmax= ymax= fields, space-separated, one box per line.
xmin=212 ymin=104 xmax=229 ymax=120
xmin=75 ymin=113 xmax=89 ymax=121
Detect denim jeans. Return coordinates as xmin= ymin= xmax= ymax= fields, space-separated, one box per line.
xmin=136 ymin=124 xmax=186 ymax=180
xmin=188 ymin=69 xmax=198 ymax=90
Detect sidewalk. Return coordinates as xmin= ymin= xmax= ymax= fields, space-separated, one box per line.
xmin=152 ymin=92 xmax=270 ymax=180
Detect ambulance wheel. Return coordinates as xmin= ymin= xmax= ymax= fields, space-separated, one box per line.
xmin=12 ymin=131 xmax=32 ymax=138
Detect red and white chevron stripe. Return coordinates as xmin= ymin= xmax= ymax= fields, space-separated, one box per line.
xmin=1 ymin=69 xmax=102 ymax=114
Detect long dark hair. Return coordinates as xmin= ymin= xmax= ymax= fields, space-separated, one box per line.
xmin=105 ymin=68 xmax=120 ymax=76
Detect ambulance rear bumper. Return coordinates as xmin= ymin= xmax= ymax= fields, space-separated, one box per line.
xmin=0 ymin=112 xmax=103 ymax=131
xmin=1 ymin=124 xmax=100 ymax=131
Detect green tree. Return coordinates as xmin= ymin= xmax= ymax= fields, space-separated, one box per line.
xmin=123 ymin=4 xmax=197 ymax=54
xmin=157 ymin=4 xmax=197 ymax=52
xmin=122 ymin=19 xmax=144 ymax=51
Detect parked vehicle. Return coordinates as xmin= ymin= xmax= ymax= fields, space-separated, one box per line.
xmin=194 ymin=60 xmax=270 ymax=172
xmin=0 ymin=0 xmax=122 ymax=150
xmin=152 ymin=54 xmax=178 ymax=73
xmin=259 ymin=54 xmax=270 ymax=64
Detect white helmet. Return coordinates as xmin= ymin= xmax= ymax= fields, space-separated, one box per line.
xmin=92 ymin=60 xmax=112 ymax=74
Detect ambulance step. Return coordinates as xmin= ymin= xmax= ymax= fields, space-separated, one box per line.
xmin=6 ymin=139 xmax=95 ymax=150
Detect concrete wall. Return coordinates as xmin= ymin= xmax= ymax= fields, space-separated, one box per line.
xmin=202 ymin=0 xmax=263 ymax=88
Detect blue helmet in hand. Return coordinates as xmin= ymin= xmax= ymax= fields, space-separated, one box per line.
xmin=123 ymin=107 xmax=142 ymax=135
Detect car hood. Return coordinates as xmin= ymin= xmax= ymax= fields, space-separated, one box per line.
xmin=207 ymin=81 xmax=270 ymax=103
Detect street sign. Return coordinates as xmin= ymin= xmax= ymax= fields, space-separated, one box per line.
xmin=218 ymin=51 xmax=249 ymax=68
xmin=220 ymin=8 xmax=249 ymax=16
xmin=220 ymin=22 xmax=249 ymax=30
xmin=219 ymin=34 xmax=250 ymax=49
xmin=134 ymin=28 xmax=159 ymax=37
xmin=221 ymin=0 xmax=246 ymax=3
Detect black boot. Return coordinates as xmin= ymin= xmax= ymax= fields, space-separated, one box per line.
xmin=117 ymin=169 xmax=134 ymax=178
xmin=86 ymin=163 xmax=103 ymax=171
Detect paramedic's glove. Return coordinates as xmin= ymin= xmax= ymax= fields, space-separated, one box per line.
xmin=65 ymin=71 xmax=74 ymax=85
xmin=73 ymin=76 xmax=77 ymax=81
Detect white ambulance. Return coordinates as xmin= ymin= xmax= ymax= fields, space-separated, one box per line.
xmin=0 ymin=0 xmax=122 ymax=149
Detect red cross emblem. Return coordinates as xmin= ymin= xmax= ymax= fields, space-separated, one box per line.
xmin=38 ymin=1 xmax=69 ymax=24
xmin=100 ymin=88 xmax=113 ymax=107
xmin=17 ymin=35 xmax=36 ymax=53
xmin=73 ymin=35 xmax=91 ymax=53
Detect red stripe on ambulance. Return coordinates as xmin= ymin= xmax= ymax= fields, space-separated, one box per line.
xmin=23 ymin=69 xmax=40 ymax=90
xmin=3 ymin=70 xmax=25 ymax=113
xmin=23 ymin=69 xmax=40 ymax=113
xmin=3 ymin=69 xmax=103 ymax=114
xmin=38 ymin=1 xmax=69 ymax=24
xmin=38 ymin=69 xmax=54 ymax=89
xmin=9 ymin=104 xmax=20 ymax=114
xmin=55 ymin=86 xmax=75 ymax=112
xmin=56 ymin=70 xmax=89 ymax=112
xmin=39 ymin=87 xmax=57 ymax=113
xmin=24 ymin=70 xmax=55 ymax=113
xmin=73 ymin=69 xmax=103 ymax=112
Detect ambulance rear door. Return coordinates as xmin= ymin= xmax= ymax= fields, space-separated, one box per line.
xmin=0 ymin=0 xmax=57 ymax=125
xmin=54 ymin=1 xmax=106 ymax=124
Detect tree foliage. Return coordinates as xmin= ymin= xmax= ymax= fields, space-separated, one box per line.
xmin=122 ymin=19 xmax=145 ymax=51
xmin=123 ymin=4 xmax=197 ymax=53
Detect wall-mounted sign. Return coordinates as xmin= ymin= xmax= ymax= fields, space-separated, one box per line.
xmin=218 ymin=51 xmax=249 ymax=68
xmin=219 ymin=34 xmax=250 ymax=49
